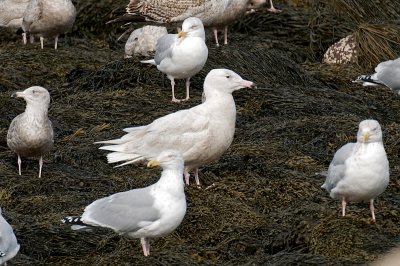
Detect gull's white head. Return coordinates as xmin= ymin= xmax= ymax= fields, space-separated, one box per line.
xmin=178 ymin=17 xmax=205 ymax=40
xmin=357 ymin=119 xmax=383 ymax=143
xmin=203 ymin=69 xmax=256 ymax=96
xmin=12 ymin=86 xmax=50 ymax=108
xmin=147 ymin=150 xmax=184 ymax=171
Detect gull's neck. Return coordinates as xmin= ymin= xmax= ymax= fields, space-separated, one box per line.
xmin=24 ymin=103 xmax=49 ymax=121
xmin=157 ymin=167 xmax=185 ymax=193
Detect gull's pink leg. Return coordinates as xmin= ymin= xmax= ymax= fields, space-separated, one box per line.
xmin=22 ymin=33 xmax=27 ymax=45
xmin=341 ymin=197 xmax=346 ymax=217
xmin=17 ymin=155 xmax=22 ymax=176
xmin=194 ymin=168 xmax=201 ymax=187
xmin=54 ymin=35 xmax=58 ymax=50
xmin=213 ymin=27 xmax=220 ymax=47
xmin=184 ymin=171 xmax=190 ymax=186
xmin=40 ymin=36 xmax=44 ymax=49
xmin=267 ymin=0 xmax=282 ymax=13
xmin=140 ymin=237 xmax=150 ymax=256
xmin=39 ymin=156 xmax=43 ymax=178
xmin=224 ymin=26 xmax=228 ymax=45
xmin=370 ymin=199 xmax=376 ymax=221
xmin=170 ymin=78 xmax=180 ymax=103
xmin=182 ymin=78 xmax=191 ymax=101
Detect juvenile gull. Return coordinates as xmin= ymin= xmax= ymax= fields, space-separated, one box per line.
xmin=321 ymin=119 xmax=389 ymax=221
xmin=124 ymin=25 xmax=167 ymax=58
xmin=0 ymin=207 xmax=20 ymax=266
xmin=108 ymin=0 xmax=260 ymax=46
xmin=62 ymin=150 xmax=186 ymax=257
xmin=21 ymin=0 xmax=76 ymax=49
xmin=95 ymin=69 xmax=256 ymax=186
xmin=141 ymin=17 xmax=208 ymax=102
xmin=353 ymin=57 xmax=400 ymax=93
xmin=0 ymin=0 xmax=30 ymax=29
xmin=7 ymin=86 xmax=54 ymax=178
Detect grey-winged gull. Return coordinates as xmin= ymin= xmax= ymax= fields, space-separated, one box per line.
xmin=7 ymin=86 xmax=54 ymax=178
xmin=95 ymin=68 xmax=256 ymax=186
xmin=62 ymin=150 xmax=187 ymax=257
xmin=0 ymin=0 xmax=30 ymax=29
xmin=21 ymin=0 xmax=76 ymax=49
xmin=124 ymin=25 xmax=167 ymax=58
xmin=321 ymin=119 xmax=389 ymax=221
xmin=108 ymin=0 xmax=262 ymax=46
xmin=353 ymin=57 xmax=400 ymax=93
xmin=0 ymin=207 xmax=20 ymax=265
xmin=141 ymin=17 xmax=208 ymax=102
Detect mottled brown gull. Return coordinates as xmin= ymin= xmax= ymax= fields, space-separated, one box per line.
xmin=62 ymin=150 xmax=187 ymax=257
xmin=125 ymin=25 xmax=167 ymax=58
xmin=7 ymin=86 xmax=54 ymax=178
xmin=0 ymin=207 xmax=20 ymax=265
xmin=108 ymin=0 xmax=261 ymax=46
xmin=321 ymin=119 xmax=389 ymax=221
xmin=141 ymin=17 xmax=208 ymax=102
xmin=95 ymin=69 xmax=256 ymax=186
xmin=21 ymin=0 xmax=76 ymax=49
xmin=0 ymin=0 xmax=30 ymax=29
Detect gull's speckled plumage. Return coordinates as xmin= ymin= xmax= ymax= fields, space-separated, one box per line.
xmin=125 ymin=25 xmax=168 ymax=58
xmin=112 ymin=0 xmax=262 ymax=46
xmin=21 ymin=0 xmax=76 ymax=49
xmin=7 ymin=86 xmax=54 ymax=178
xmin=0 ymin=0 xmax=30 ymax=29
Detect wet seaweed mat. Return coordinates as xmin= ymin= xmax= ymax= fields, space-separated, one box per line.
xmin=1 ymin=0 xmax=400 ymax=265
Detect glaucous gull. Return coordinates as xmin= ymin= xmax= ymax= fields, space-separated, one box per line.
xmin=95 ymin=69 xmax=256 ymax=186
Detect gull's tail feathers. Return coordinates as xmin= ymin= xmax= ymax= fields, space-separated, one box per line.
xmin=62 ymin=216 xmax=92 ymax=231
xmin=106 ymin=151 xmax=144 ymax=165
xmin=352 ymin=74 xmax=382 ymax=86
xmin=106 ymin=14 xmax=146 ymax=25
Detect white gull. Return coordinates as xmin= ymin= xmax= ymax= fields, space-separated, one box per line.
xmin=95 ymin=69 xmax=256 ymax=186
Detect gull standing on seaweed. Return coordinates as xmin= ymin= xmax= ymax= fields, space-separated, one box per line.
xmin=108 ymin=0 xmax=265 ymax=46
xmin=7 ymin=86 xmax=54 ymax=178
xmin=321 ymin=119 xmax=389 ymax=221
xmin=95 ymin=69 xmax=256 ymax=186
xmin=353 ymin=57 xmax=400 ymax=94
xmin=0 ymin=0 xmax=30 ymax=29
xmin=21 ymin=0 xmax=76 ymax=49
xmin=0 ymin=207 xmax=20 ymax=266
xmin=62 ymin=150 xmax=187 ymax=257
xmin=141 ymin=17 xmax=208 ymax=102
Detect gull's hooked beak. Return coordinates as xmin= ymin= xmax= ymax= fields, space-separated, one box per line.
xmin=147 ymin=159 xmax=160 ymax=168
xmin=11 ymin=91 xmax=24 ymax=98
xmin=178 ymin=31 xmax=187 ymax=38
xmin=239 ymin=79 xmax=257 ymax=89
xmin=363 ymin=132 xmax=370 ymax=142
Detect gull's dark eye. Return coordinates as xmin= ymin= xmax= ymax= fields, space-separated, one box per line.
xmin=225 ymin=75 xmax=230 ymax=78
xmin=32 ymin=90 xmax=36 ymax=94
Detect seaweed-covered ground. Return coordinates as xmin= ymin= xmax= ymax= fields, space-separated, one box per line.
xmin=1 ymin=0 xmax=400 ymax=265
